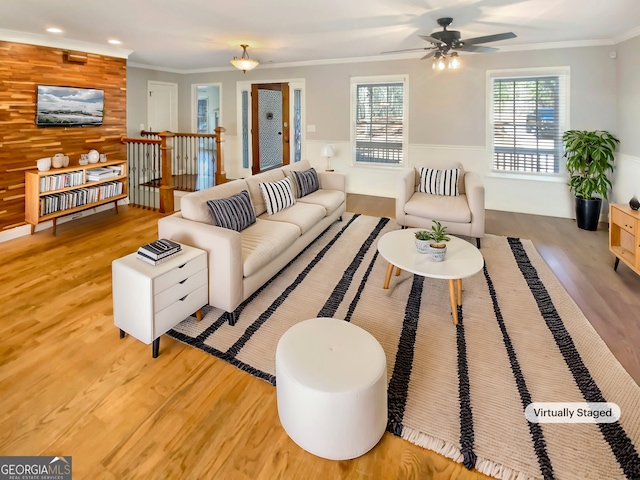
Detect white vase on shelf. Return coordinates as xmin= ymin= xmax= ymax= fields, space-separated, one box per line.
xmin=36 ymin=157 xmax=51 ymax=171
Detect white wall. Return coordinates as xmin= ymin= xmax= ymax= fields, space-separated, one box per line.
xmin=614 ymin=35 xmax=640 ymax=205
xmin=127 ymin=43 xmax=624 ymax=219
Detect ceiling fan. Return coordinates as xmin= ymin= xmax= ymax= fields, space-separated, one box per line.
xmin=383 ymin=17 xmax=517 ymax=60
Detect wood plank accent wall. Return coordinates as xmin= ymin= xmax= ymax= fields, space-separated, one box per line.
xmin=0 ymin=41 xmax=127 ymax=231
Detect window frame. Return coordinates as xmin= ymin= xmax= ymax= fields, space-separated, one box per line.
xmin=487 ymin=67 xmax=570 ymax=180
xmin=350 ymin=75 xmax=409 ymax=168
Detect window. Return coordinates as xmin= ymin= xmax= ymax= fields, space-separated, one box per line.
xmin=352 ymin=77 xmax=407 ymax=165
xmin=490 ymin=69 xmax=568 ymax=174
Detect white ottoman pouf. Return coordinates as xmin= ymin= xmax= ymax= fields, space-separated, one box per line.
xmin=275 ymin=317 xmax=387 ymax=460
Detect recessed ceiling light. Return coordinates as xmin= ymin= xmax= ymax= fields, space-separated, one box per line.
xmin=47 ymin=27 xmax=63 ymax=33
xmin=108 ymin=39 xmax=122 ymax=45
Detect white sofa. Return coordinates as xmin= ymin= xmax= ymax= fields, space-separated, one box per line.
xmin=158 ymin=160 xmax=346 ymax=325
xmin=396 ymin=159 xmax=485 ymax=248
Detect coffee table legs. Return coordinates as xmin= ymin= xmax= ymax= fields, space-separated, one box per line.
xmin=448 ymin=279 xmax=463 ymax=325
xmin=384 ymin=264 xmax=463 ymax=325
xmin=384 ymin=263 xmax=403 ymax=289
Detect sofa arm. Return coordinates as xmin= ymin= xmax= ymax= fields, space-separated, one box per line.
xmin=318 ymin=171 xmax=346 ymax=192
xmin=395 ymin=168 xmax=415 ymax=226
xmin=158 ymin=213 xmax=243 ymax=313
xmin=464 ymin=172 xmax=485 ymax=238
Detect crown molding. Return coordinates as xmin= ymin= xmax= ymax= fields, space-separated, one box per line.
xmin=613 ymin=25 xmax=640 ymax=44
xmin=127 ymin=38 xmax=614 ymax=74
xmin=0 ymin=28 xmax=132 ymax=58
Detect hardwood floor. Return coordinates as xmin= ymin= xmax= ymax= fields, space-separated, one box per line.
xmin=0 ymin=196 xmax=637 ymax=480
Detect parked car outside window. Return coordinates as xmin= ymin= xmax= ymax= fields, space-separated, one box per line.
xmin=525 ymin=108 xmax=555 ymax=138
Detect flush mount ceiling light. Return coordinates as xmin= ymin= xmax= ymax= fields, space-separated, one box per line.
xmin=47 ymin=27 xmax=62 ymax=33
xmin=230 ymin=44 xmax=259 ymax=73
xmin=108 ymin=39 xmax=122 ymax=45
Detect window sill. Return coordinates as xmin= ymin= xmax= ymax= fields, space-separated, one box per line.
xmin=489 ymin=170 xmax=568 ymax=183
xmin=351 ymin=161 xmax=405 ymax=170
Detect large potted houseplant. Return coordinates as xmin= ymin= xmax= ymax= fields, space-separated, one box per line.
xmin=563 ymin=130 xmax=620 ymax=231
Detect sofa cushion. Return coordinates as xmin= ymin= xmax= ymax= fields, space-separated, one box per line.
xmin=181 ymin=179 xmax=250 ymax=224
xmin=292 ymin=168 xmax=320 ymax=197
xmin=206 ymin=190 xmax=256 ymax=232
xmin=296 ymin=189 xmax=345 ymax=215
xmin=286 ymin=171 xmax=301 ymax=198
xmin=414 ymin=161 xmax=466 ymax=195
xmin=281 ymin=159 xmax=312 ymax=173
xmin=418 ymin=168 xmax=460 ymax=196
xmin=241 ymin=218 xmax=301 ymax=277
xmin=418 ymin=168 xmax=440 ymax=195
xmin=245 ymin=169 xmax=286 ymax=216
xmin=438 ymin=168 xmax=460 ymax=196
xmin=259 ymin=177 xmax=296 ymax=215
xmin=262 ymin=202 xmax=326 ymax=234
xmin=404 ymin=192 xmax=471 ymax=223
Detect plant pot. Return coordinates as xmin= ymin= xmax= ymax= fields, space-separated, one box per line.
xmin=415 ymin=239 xmax=430 ymax=254
xmin=575 ymin=197 xmax=602 ymax=231
xmin=429 ymin=243 xmax=447 ymax=262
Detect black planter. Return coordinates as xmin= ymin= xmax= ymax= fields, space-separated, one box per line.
xmin=575 ymin=197 xmax=602 ymax=231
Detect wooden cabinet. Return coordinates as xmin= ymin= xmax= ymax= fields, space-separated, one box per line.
xmin=25 ymin=160 xmax=128 ymax=235
xmin=112 ymin=244 xmax=208 ymax=358
xmin=609 ymin=204 xmax=640 ymax=275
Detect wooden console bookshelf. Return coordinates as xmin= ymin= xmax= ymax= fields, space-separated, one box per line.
xmin=25 ymin=160 xmax=128 ymax=235
xmin=609 ymin=203 xmax=640 ymax=275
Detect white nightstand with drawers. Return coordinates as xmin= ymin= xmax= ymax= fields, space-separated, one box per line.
xmin=112 ymin=243 xmax=208 ymax=358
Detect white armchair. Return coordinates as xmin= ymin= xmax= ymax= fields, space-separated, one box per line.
xmin=396 ymin=160 xmax=485 ymax=248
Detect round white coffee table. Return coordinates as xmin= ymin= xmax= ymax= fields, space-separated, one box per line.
xmin=377 ymin=229 xmax=484 ymax=325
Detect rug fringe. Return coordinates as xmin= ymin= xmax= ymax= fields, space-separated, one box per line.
xmin=401 ymin=427 xmax=538 ymax=480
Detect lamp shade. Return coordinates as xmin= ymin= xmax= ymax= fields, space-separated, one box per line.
xmin=231 ymin=45 xmax=259 ymax=73
xmin=321 ymin=145 xmax=335 ymax=158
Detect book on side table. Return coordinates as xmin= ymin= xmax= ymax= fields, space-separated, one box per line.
xmin=137 ymin=238 xmax=182 ymax=265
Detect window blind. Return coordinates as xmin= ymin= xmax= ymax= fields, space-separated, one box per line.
xmin=492 ymin=76 xmax=564 ymax=173
xmin=355 ymin=82 xmax=404 ymax=165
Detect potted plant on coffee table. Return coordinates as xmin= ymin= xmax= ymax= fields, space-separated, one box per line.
xmin=417 ymin=220 xmax=450 ymax=261
xmin=563 ymin=129 xmax=620 ymax=231
xmin=414 ymin=229 xmax=431 ymax=254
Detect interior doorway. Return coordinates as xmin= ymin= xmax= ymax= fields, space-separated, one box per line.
xmin=251 ymin=83 xmax=290 ymax=174
xmin=193 ymin=84 xmax=221 ymax=134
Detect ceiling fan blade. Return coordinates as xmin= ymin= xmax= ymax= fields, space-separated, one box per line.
xmin=461 ymin=32 xmax=516 ymax=46
xmin=381 ymin=47 xmax=434 ymax=55
xmin=456 ymin=45 xmax=499 ymax=53
xmin=421 ymin=50 xmax=438 ymax=60
xmin=418 ymin=35 xmax=445 ymax=46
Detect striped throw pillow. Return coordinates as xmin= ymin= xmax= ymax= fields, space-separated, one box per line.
xmin=259 ymin=177 xmax=296 ymax=215
xmin=418 ymin=168 xmax=440 ymax=194
xmin=438 ymin=168 xmax=460 ymax=196
xmin=292 ymin=168 xmax=320 ymax=197
xmin=206 ymin=190 xmax=256 ymax=231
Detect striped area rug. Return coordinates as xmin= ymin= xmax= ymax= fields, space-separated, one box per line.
xmin=168 ymin=213 xmax=640 ymax=480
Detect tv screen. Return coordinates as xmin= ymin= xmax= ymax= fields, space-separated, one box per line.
xmin=36 ymin=85 xmax=104 ymax=127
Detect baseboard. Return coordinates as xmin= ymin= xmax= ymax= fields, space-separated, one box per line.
xmin=0 ymin=199 xmax=128 ymax=244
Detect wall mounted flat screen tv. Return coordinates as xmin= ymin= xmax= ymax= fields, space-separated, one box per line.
xmin=36 ymin=85 xmax=104 ymax=127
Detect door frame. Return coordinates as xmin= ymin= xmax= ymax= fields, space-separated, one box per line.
xmin=251 ymin=82 xmax=290 ymax=174
xmin=236 ymin=78 xmax=306 ymax=178
xmin=147 ymin=81 xmax=178 ymax=133
xmin=191 ymin=82 xmax=222 ymax=133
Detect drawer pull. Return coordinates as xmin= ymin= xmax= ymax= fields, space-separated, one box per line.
xmin=179 ymin=278 xmax=188 ymax=284
xmin=178 ymin=263 xmax=187 ymax=269
xmin=179 ymin=295 xmax=188 ymax=301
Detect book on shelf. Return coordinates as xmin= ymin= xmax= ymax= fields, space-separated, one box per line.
xmin=137 ymin=238 xmax=182 ymax=260
xmin=136 ymin=249 xmax=182 ymax=266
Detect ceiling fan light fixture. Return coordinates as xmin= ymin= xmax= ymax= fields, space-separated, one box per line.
xmin=231 ymin=44 xmax=259 ymax=73
xmin=448 ymin=52 xmax=461 ymax=69
xmin=434 ymin=53 xmax=446 ymax=71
